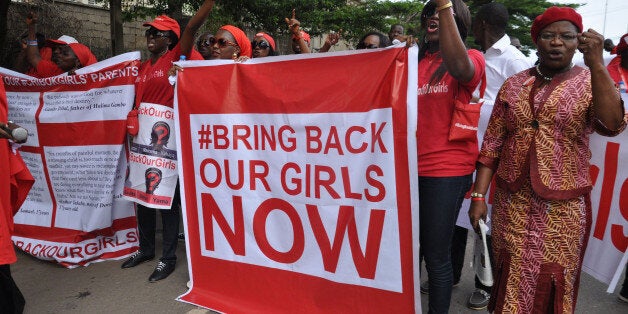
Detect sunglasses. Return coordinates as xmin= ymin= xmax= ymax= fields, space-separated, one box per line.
xmin=209 ymin=37 xmax=237 ymax=48
xmin=252 ymin=41 xmax=270 ymax=50
xmin=198 ymin=37 xmax=214 ymax=47
xmin=145 ymin=29 xmax=169 ymax=38
xmin=365 ymin=44 xmax=379 ymax=49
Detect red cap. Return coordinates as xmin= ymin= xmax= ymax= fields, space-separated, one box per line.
xmin=68 ymin=43 xmax=97 ymax=67
xmin=531 ymin=6 xmax=582 ymax=44
xmin=219 ymin=25 xmax=252 ymax=58
xmin=46 ymin=35 xmax=79 ymax=47
xmin=143 ymin=15 xmax=180 ymax=39
xmin=255 ymin=32 xmax=276 ymax=51
xmin=617 ymin=33 xmax=628 ymax=55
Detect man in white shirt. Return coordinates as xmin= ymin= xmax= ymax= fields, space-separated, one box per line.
xmin=455 ymin=2 xmax=530 ymax=311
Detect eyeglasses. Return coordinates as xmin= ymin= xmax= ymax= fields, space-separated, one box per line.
xmin=145 ymin=29 xmax=169 ymax=38
xmin=252 ymin=41 xmax=270 ymax=49
xmin=198 ymin=38 xmax=214 ymax=47
xmin=538 ymin=32 xmax=578 ymax=42
xmin=209 ymin=37 xmax=237 ymax=48
xmin=365 ymin=44 xmax=379 ymax=49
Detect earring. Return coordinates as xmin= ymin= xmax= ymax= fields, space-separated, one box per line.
xmin=232 ymin=52 xmax=238 ymax=59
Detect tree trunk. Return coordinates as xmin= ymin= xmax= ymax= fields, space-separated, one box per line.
xmin=110 ymin=0 xmax=124 ymax=56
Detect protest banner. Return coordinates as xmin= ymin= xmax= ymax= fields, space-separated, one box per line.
xmin=0 ymin=52 xmax=140 ymax=267
xmin=174 ymin=47 xmax=420 ymax=312
xmin=456 ymin=92 xmax=628 ymax=290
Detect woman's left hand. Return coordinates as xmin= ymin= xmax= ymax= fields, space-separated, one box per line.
xmin=578 ymin=29 xmax=604 ymax=68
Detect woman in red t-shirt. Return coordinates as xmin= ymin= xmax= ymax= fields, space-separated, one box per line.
xmin=416 ymin=1 xmax=486 ymax=313
xmin=120 ymin=0 xmax=214 ymax=282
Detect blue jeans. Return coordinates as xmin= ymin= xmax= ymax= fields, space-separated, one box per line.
xmin=419 ymin=175 xmax=472 ymax=314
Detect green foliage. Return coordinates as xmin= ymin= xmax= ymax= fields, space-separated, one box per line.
xmin=112 ymin=0 xmax=425 ymax=45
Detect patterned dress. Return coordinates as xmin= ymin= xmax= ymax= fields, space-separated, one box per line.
xmin=478 ymin=66 xmax=627 ymax=313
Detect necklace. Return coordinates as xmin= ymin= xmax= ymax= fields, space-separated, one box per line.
xmin=535 ymin=64 xmax=552 ymax=81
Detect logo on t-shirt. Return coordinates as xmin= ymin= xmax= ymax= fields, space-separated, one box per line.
xmin=417 ymin=81 xmax=449 ymax=95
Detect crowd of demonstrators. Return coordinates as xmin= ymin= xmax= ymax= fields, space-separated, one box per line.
xmin=415 ymin=0 xmax=485 ymax=313
xmin=2 ymin=0 xmax=628 ymax=312
xmin=469 ymin=6 xmax=626 ymax=313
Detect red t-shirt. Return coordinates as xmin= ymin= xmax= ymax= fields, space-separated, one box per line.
xmin=135 ymin=44 xmax=203 ymax=108
xmin=32 ymin=59 xmax=64 ymax=78
xmin=417 ymin=49 xmax=486 ymax=177
xmin=607 ymin=56 xmax=622 ymax=84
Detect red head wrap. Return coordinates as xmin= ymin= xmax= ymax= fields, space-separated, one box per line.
xmin=299 ymin=31 xmax=311 ymax=44
xmin=531 ymin=6 xmax=583 ymax=44
xmin=255 ymin=32 xmax=276 ymax=51
xmin=143 ymin=15 xmax=181 ymax=39
xmin=617 ymin=33 xmax=628 ymax=55
xmin=219 ymin=25 xmax=252 ymax=58
xmin=68 ymin=43 xmax=97 ymax=67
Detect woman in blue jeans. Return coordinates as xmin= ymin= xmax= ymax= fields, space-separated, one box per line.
xmin=416 ymin=0 xmax=485 ymax=312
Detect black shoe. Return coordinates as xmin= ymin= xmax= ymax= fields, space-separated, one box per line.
xmin=148 ymin=261 xmax=176 ymax=282
xmin=619 ymin=284 xmax=628 ymax=303
xmin=121 ymin=251 xmax=154 ymax=269
xmin=178 ymin=232 xmax=185 ymax=241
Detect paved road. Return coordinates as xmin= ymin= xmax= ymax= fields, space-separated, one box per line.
xmin=11 ymin=232 xmax=628 ymax=313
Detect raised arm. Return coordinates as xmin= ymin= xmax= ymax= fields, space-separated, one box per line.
xmin=180 ymin=0 xmax=216 ymax=57
xmin=24 ymin=13 xmax=42 ymax=68
xmin=285 ymin=9 xmax=310 ymax=54
xmin=434 ymin=0 xmax=475 ymax=82
xmin=579 ymin=29 xmax=625 ymax=131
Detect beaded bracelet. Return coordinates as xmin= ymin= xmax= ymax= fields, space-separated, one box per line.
xmin=27 ymin=40 xmax=38 ymax=46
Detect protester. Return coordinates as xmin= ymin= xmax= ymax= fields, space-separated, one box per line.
xmin=24 ymin=13 xmax=96 ymax=78
xmin=388 ymin=24 xmax=405 ymax=44
xmin=285 ymin=10 xmax=311 ymax=54
xmin=121 ymin=0 xmax=212 ymax=282
xmin=468 ymin=6 xmax=626 ymax=313
xmin=0 ymin=80 xmax=34 ymax=314
xmin=604 ymin=38 xmax=617 ymax=54
xmin=356 ymin=31 xmax=391 ymax=49
xmin=608 ymin=33 xmax=627 ymax=84
xmin=448 ymin=3 xmax=531 ymax=311
xmin=416 ymin=0 xmax=485 ymax=313
xmin=196 ymin=32 xmax=214 ymax=60
xmin=209 ymin=25 xmax=252 ymax=60
xmin=252 ymin=32 xmax=277 ymax=58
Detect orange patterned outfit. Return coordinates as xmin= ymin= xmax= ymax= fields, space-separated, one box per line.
xmin=478 ymin=66 xmax=627 ymax=313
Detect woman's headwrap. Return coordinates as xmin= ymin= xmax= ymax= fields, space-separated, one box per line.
xmin=219 ymin=25 xmax=252 ymax=58
xmin=68 ymin=43 xmax=97 ymax=67
xmin=255 ymin=32 xmax=276 ymax=51
xmin=531 ymin=6 xmax=583 ymax=44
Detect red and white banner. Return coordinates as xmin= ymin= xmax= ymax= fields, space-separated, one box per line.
xmin=175 ymin=47 xmax=420 ymax=313
xmin=0 ymin=52 xmax=140 ymax=267
xmin=456 ymin=92 xmax=628 ymax=290
xmin=124 ymin=102 xmax=178 ymax=209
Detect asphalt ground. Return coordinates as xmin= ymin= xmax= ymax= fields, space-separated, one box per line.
xmin=11 ymin=230 xmax=628 ymax=313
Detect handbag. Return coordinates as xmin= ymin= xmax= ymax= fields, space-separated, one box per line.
xmin=448 ymin=73 xmax=487 ymax=142
xmin=126 ymin=108 xmax=139 ymax=136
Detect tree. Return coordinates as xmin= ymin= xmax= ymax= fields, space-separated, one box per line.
xmin=110 ymin=0 xmax=425 ymax=45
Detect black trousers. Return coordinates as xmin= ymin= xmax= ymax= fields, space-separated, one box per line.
xmin=0 ymin=264 xmax=25 ymax=314
xmin=136 ymin=187 xmax=180 ymax=263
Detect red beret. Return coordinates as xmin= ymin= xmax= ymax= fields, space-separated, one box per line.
xmin=531 ymin=6 xmax=583 ymax=44
xmin=617 ymin=33 xmax=628 ymax=54
xmin=219 ymin=25 xmax=252 ymax=58
xmin=143 ymin=15 xmax=181 ymax=39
